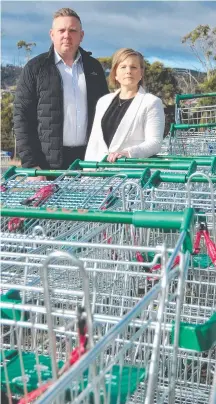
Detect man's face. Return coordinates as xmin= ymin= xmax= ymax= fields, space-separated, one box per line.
xmin=50 ymin=16 xmax=84 ymax=56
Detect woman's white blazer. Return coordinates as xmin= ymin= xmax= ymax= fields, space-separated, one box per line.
xmin=85 ymin=86 xmax=165 ymax=161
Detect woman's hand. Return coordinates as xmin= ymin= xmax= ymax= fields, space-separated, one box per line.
xmin=107 ymin=151 xmax=130 ymax=163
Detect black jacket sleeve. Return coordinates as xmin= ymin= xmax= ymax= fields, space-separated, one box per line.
xmin=13 ymin=63 xmax=44 ymax=168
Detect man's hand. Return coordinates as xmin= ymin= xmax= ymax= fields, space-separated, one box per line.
xmin=107 ymin=151 xmax=130 ymax=163
xmin=27 ymin=166 xmax=46 ymax=181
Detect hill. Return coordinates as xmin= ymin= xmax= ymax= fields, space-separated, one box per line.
xmin=1 ymin=63 xmax=206 ymax=91
xmin=1 ymin=64 xmax=23 ymax=89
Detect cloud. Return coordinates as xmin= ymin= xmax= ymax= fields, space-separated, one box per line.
xmin=2 ymin=1 xmax=216 ymax=69
xmin=148 ymin=56 xmax=202 ymax=70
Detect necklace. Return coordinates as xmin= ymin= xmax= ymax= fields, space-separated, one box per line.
xmin=118 ymin=96 xmax=133 ymax=107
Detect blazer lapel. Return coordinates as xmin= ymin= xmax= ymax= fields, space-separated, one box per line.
xmin=109 ymin=87 xmax=146 ymax=150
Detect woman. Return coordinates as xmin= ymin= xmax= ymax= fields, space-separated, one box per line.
xmin=85 ymin=48 xmax=165 ymax=163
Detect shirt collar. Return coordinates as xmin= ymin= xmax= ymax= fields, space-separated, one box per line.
xmin=54 ymin=49 xmax=82 ymax=66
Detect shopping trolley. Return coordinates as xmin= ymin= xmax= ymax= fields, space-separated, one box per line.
xmin=0 ymin=207 xmax=194 ymax=295
xmin=1 ymin=167 xmax=155 ymax=239
xmin=35 ymin=247 xmax=190 ymax=404
xmin=1 ymin=162 xmax=200 ymax=229
xmin=71 ymin=158 xmax=198 ymax=176
xmin=71 ymin=162 xmax=216 ymax=226
xmin=175 ymin=92 xmax=216 ymax=125
xmin=113 ymin=155 xmax=216 ymax=176
xmin=139 ymin=171 xmax=216 ymax=219
xmin=0 ymin=208 xmax=194 ymax=403
xmin=209 ymin=369 xmax=216 ymax=404
xmin=167 ymin=123 xmax=216 ymax=156
xmin=1 ymin=161 xmax=199 ymax=239
xmin=1 ymin=169 xmax=215 ymax=402
xmin=35 ymin=303 xmax=216 ymax=404
xmin=10 ymin=209 xmax=213 ymax=404
xmin=1 ymin=151 xmax=12 ymax=174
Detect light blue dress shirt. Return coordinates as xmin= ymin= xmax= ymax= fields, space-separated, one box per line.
xmin=54 ymin=49 xmax=88 ymax=147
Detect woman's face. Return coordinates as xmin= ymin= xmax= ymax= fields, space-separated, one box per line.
xmin=115 ymin=55 xmax=143 ymax=89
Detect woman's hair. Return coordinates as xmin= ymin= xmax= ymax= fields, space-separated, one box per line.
xmin=109 ymin=48 xmax=144 ymax=89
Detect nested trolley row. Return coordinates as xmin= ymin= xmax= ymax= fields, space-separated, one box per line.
xmin=2 ymin=205 xmax=215 ymax=403
xmin=1 ymin=153 xmax=216 ymax=403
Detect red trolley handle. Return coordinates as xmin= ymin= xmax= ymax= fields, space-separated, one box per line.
xmin=202 ymin=230 xmax=216 ymax=267
xmin=193 ymin=224 xmax=216 ymax=267
xmin=8 ymin=217 xmax=25 ymax=232
xmin=21 ymin=184 xmax=58 ymax=207
xmin=8 ymin=184 xmax=58 ymax=232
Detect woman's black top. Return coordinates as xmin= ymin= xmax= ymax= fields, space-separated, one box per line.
xmin=101 ymin=95 xmax=134 ymax=148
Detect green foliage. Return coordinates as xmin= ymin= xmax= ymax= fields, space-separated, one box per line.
xmin=17 ymin=40 xmax=36 ymax=52
xmin=17 ymin=40 xmax=36 ymax=63
xmin=97 ymin=57 xmax=112 ymax=71
xmin=199 ymin=72 xmax=216 ymax=93
xmin=1 ymin=92 xmax=15 ymax=150
xmin=197 ymin=72 xmax=216 ymax=107
xmin=182 ymin=25 xmax=216 ymax=80
xmin=144 ymin=61 xmax=179 ymax=106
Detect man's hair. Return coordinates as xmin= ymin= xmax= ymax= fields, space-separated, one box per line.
xmin=109 ymin=48 xmax=144 ymax=89
xmin=53 ymin=8 xmax=82 ymax=25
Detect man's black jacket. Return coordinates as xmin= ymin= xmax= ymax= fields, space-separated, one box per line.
xmin=13 ymin=45 xmax=109 ymax=168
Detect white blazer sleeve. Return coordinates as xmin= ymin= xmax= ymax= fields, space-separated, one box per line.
xmin=125 ymin=98 xmax=165 ymax=158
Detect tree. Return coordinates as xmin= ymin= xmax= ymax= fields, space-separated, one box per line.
xmin=17 ymin=40 xmax=36 ymax=63
xmin=1 ymin=64 xmax=23 ymax=89
xmin=199 ymin=72 xmax=216 ymax=93
xmin=144 ymin=61 xmax=179 ymax=106
xmin=97 ymin=57 xmax=112 ymax=72
xmin=197 ymin=71 xmax=216 ymax=108
xmin=97 ymin=57 xmax=112 ymax=88
xmin=182 ymin=25 xmax=216 ymax=81
xmin=1 ymin=92 xmax=15 ymax=150
xmin=175 ymin=70 xmax=203 ymax=95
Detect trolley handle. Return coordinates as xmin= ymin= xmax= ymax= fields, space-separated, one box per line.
xmin=0 ymin=184 xmax=7 ymax=192
xmin=7 ymin=184 xmax=59 ymax=232
xmin=79 ymin=159 xmax=197 ymax=171
xmin=8 ymin=217 xmax=25 ymax=232
xmin=21 ymin=184 xmax=59 ymax=206
xmin=143 ymin=222 xmax=216 ymax=278
xmin=176 ymin=92 xmax=216 ymax=105
xmin=193 ymin=222 xmax=216 ymax=267
xmin=193 ymin=230 xmax=202 ymax=254
xmin=1 ymin=207 xmax=194 ymax=230
xmin=202 ymin=230 xmax=216 ymax=266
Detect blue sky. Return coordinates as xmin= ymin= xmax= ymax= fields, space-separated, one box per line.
xmin=1 ymin=1 xmax=216 ymax=70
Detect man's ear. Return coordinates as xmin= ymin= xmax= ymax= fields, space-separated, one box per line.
xmin=80 ymin=30 xmax=84 ymax=42
xmin=49 ymin=29 xmax=54 ymax=42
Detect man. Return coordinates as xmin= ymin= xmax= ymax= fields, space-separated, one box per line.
xmin=14 ymin=8 xmax=109 ymax=173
